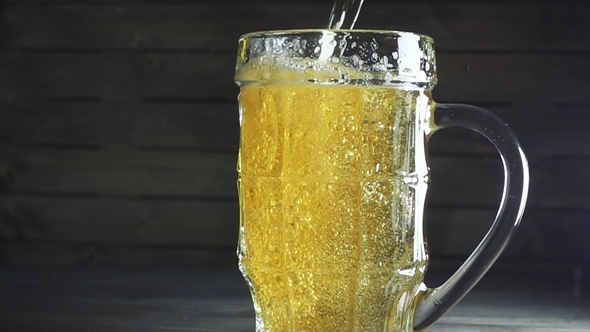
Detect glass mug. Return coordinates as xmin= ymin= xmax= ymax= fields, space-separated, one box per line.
xmin=234 ymin=30 xmax=529 ymax=332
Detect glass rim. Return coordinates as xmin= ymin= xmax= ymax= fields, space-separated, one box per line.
xmin=238 ymin=29 xmax=435 ymax=44
xmin=235 ymin=28 xmax=438 ymax=88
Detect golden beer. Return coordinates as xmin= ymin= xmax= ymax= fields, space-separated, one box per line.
xmin=237 ymin=73 xmax=431 ymax=331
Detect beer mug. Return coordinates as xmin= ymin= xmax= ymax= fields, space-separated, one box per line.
xmin=234 ymin=30 xmax=529 ymax=332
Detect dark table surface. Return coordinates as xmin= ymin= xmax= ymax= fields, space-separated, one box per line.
xmin=1 ymin=264 xmax=589 ymax=332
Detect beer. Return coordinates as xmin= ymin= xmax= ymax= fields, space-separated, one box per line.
xmin=237 ymin=60 xmax=431 ymax=331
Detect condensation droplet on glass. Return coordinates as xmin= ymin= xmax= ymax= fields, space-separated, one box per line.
xmin=339 ymin=39 xmax=347 ymax=49
xmin=314 ymin=46 xmax=321 ymax=54
xmin=351 ymin=41 xmax=357 ymax=48
xmin=425 ymin=62 xmax=430 ymax=71
xmin=272 ymin=43 xmax=281 ymax=54
xmin=331 ymin=56 xmax=341 ymax=64
xmin=370 ymin=38 xmax=378 ymax=51
xmin=392 ymin=51 xmax=399 ymax=60
xmin=371 ymin=52 xmax=380 ymax=62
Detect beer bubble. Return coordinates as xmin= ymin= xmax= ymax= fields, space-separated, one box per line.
xmin=339 ymin=39 xmax=347 ymax=49
xmin=370 ymin=38 xmax=379 ymax=51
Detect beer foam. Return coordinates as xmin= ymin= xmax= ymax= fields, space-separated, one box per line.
xmin=235 ymin=55 xmax=363 ymax=84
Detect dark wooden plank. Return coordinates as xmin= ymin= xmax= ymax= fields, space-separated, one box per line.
xmin=0 ymin=195 xmax=588 ymax=262
xmin=532 ymin=158 xmax=590 ymax=210
xmin=0 ymin=150 xmax=502 ymax=203
xmin=430 ymin=154 xmax=590 ymax=210
xmin=2 ymin=52 xmax=589 ymax=103
xmin=426 ymin=208 xmax=590 ymax=263
xmin=1 ymin=102 xmax=587 ymax=158
xmin=0 ymin=242 xmax=238 ymax=266
xmin=0 ymin=52 xmax=239 ymax=102
xmin=429 ymin=155 xmax=590 ymax=211
xmin=4 ymin=3 xmax=590 ymax=51
xmin=0 ymin=197 xmax=239 ymax=247
xmin=0 ymin=150 xmax=238 ymax=197
xmin=2 ymin=3 xmax=325 ymax=51
xmin=0 ymin=101 xmax=240 ymax=148
xmin=0 ymin=149 xmax=586 ymax=209
xmin=428 ymin=103 xmax=590 ymax=158
xmin=433 ymin=53 xmax=590 ymax=104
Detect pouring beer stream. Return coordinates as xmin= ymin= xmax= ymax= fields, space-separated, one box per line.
xmin=328 ymin=0 xmax=365 ymax=29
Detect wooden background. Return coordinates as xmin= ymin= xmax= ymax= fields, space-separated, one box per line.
xmin=0 ymin=0 xmax=589 ymax=268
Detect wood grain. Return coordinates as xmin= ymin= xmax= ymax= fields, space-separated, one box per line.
xmin=0 ymin=101 xmax=240 ymax=148
xmin=0 ymin=148 xmax=585 ymax=208
xmin=0 ymin=0 xmax=588 ymax=267
xmin=0 ymin=241 xmax=238 ymax=266
xmin=0 ymin=52 xmax=239 ymax=102
xmin=0 ymin=195 xmax=588 ymax=263
xmin=4 ymin=2 xmax=590 ymax=51
xmin=1 ymin=102 xmax=589 ymax=158
xmin=0 ymin=149 xmax=238 ymax=197
xmin=0 ymin=196 xmax=239 ymax=247
xmin=1 ymin=52 xmax=589 ymax=104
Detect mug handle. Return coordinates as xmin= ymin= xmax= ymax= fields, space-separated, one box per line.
xmin=413 ymin=103 xmax=530 ymax=330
